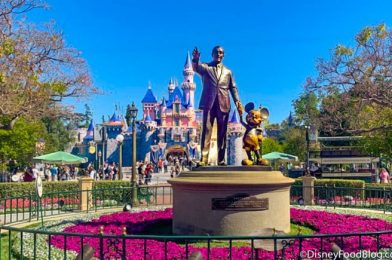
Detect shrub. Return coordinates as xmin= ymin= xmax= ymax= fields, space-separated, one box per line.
xmin=292 ymin=178 xmax=365 ymax=200
xmin=0 ymin=182 xmax=79 ymax=198
xmin=0 ymin=180 xmax=131 ymax=199
xmin=92 ymin=180 xmax=131 ymax=204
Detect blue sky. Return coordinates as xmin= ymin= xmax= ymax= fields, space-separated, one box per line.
xmin=30 ymin=0 xmax=392 ymax=124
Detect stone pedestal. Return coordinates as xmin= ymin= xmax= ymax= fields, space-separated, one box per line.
xmin=301 ymin=176 xmax=316 ymax=205
xmin=79 ymin=177 xmax=93 ymax=211
xmin=167 ymin=166 xmax=294 ymax=235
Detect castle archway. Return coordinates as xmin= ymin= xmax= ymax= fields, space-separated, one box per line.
xmin=165 ymin=145 xmax=188 ymax=162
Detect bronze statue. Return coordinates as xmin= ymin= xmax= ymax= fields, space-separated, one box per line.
xmin=240 ymin=102 xmax=269 ymax=166
xmin=192 ymin=46 xmax=243 ymax=166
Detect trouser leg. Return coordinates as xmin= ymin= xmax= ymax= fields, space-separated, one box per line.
xmin=200 ymin=104 xmax=217 ymax=163
xmin=216 ymin=108 xmax=229 ymax=163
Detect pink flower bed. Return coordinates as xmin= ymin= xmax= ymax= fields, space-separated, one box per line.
xmin=51 ymin=208 xmax=392 ymax=259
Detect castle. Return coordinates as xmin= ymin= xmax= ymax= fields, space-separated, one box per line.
xmin=73 ymin=53 xmax=246 ymax=167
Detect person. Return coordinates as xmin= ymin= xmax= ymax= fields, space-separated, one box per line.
xmin=137 ymin=161 xmax=144 ymax=184
xmin=144 ymin=163 xmax=153 ymax=185
xmin=112 ymin=162 xmax=118 ymax=180
xmin=31 ymin=166 xmax=39 ymax=181
xmin=23 ymin=167 xmax=34 ymax=182
xmin=175 ymin=163 xmax=181 ymax=176
xmin=380 ymin=168 xmax=390 ymax=184
xmin=192 ymin=46 xmax=243 ymax=166
xmin=170 ymin=166 xmax=175 ymax=178
xmin=278 ymin=164 xmax=286 ymax=174
xmin=89 ymin=166 xmax=96 ymax=180
xmin=50 ymin=165 xmax=58 ymax=181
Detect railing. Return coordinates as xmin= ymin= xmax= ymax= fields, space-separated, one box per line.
xmin=2 ymin=225 xmax=392 ymax=259
xmin=3 ymin=184 xmax=392 ymax=259
xmin=0 ymin=184 xmax=172 ymax=225
xmin=3 ymin=184 xmax=392 ymax=225
xmin=291 ymin=185 xmax=392 ymax=212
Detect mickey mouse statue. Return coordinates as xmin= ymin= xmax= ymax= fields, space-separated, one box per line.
xmin=239 ymin=102 xmax=269 ymax=166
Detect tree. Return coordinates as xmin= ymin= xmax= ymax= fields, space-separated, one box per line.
xmin=262 ymin=137 xmax=284 ymax=155
xmin=0 ymin=0 xmax=97 ymax=130
xmin=306 ymin=24 xmax=392 ymax=134
xmin=42 ymin=117 xmax=76 ymax=153
xmin=82 ymin=104 xmax=93 ymax=128
xmin=0 ymin=118 xmax=46 ymax=169
xmin=281 ymin=127 xmax=306 ymax=161
xmin=359 ymin=107 xmax=392 ymax=159
xmin=292 ymin=92 xmax=320 ymax=127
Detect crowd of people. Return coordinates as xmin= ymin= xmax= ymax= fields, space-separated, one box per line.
xmin=22 ymin=165 xmax=81 ymax=182
xmin=18 ymin=155 xmax=191 ymax=183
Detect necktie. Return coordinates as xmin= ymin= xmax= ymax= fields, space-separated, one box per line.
xmin=216 ymin=64 xmax=222 ymax=79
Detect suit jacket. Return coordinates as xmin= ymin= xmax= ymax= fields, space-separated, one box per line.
xmin=193 ymin=61 xmax=240 ymax=113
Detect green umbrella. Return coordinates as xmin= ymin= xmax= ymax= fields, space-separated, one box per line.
xmin=33 ymin=151 xmax=87 ymax=164
xmin=262 ymin=152 xmax=298 ymax=161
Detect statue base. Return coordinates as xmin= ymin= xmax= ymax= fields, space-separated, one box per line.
xmin=167 ymin=166 xmax=294 ymax=235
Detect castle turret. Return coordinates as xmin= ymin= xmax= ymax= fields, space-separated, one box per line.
xmin=160 ymin=98 xmax=167 ymax=126
xmin=168 ymin=78 xmax=175 ymax=94
xmin=144 ymin=113 xmax=157 ymax=131
xmin=227 ymin=111 xmax=245 ymax=166
xmin=141 ymin=83 xmax=158 ymax=121
xmin=181 ymin=52 xmax=196 ymax=108
xmin=84 ymin=120 xmax=94 ymax=142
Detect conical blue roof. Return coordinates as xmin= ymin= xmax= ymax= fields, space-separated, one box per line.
xmin=109 ymin=112 xmax=121 ymax=122
xmin=87 ymin=120 xmax=94 ymax=132
xmin=229 ymin=111 xmax=240 ymax=123
xmin=184 ymin=51 xmax=192 ymax=68
xmin=142 ymin=88 xmax=157 ymax=103
xmin=84 ymin=120 xmax=94 ymax=140
xmin=145 ymin=113 xmax=152 ymax=122
xmin=169 ymin=86 xmax=183 ymax=102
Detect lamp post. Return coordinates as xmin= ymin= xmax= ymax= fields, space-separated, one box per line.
xmin=116 ymin=134 xmax=124 ymax=180
xmin=129 ymin=102 xmax=139 ymax=207
xmin=305 ymin=125 xmax=310 ymax=176
xmin=98 ymin=150 xmax=102 ymax=172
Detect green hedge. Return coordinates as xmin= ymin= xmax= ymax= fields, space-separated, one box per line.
xmin=0 ymin=181 xmax=79 ymax=198
xmin=0 ymin=180 xmax=132 ymax=198
xmin=366 ymin=183 xmax=392 ymax=189
xmin=93 ymin=181 xmax=131 ymax=203
xmin=292 ymin=178 xmax=366 ymax=200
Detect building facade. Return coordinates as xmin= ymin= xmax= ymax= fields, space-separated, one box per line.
xmin=73 ymin=53 xmax=249 ymax=167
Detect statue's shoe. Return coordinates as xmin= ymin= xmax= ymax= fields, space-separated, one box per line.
xmin=196 ymin=161 xmax=207 ymax=167
xmin=242 ymin=159 xmax=254 ymax=166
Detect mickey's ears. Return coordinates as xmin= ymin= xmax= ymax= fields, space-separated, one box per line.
xmin=260 ymin=107 xmax=270 ymax=119
xmin=244 ymin=102 xmax=255 ymax=113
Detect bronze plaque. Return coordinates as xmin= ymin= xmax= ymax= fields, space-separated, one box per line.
xmin=211 ymin=193 xmax=269 ymax=211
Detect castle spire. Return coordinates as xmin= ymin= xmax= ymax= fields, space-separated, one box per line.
xmin=184 ymin=51 xmax=192 ymax=69
xmin=181 ymin=51 xmax=196 ymax=108
xmin=229 ymin=111 xmax=240 ymax=124
xmin=168 ymin=78 xmax=175 ymax=94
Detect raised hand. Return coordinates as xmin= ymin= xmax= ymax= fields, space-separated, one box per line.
xmin=192 ymin=47 xmax=200 ymax=61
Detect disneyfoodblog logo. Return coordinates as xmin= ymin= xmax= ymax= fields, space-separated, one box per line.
xmin=300 ymin=250 xmax=392 ymax=259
